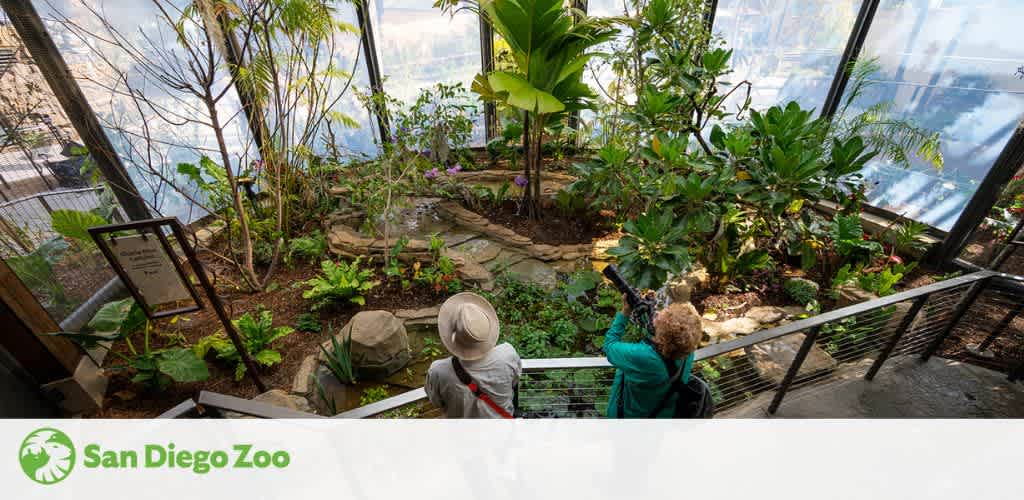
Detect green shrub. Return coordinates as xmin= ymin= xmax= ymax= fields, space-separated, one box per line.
xmin=194 ymin=308 xmax=294 ymax=380
xmin=287 ymin=230 xmax=327 ymax=264
xmin=302 ymin=258 xmax=378 ymax=309
xmin=360 ymin=386 xmax=390 ymax=406
xmin=294 ymin=312 xmax=322 ymax=333
xmin=607 ymin=208 xmax=691 ymax=291
xmin=783 ymin=278 xmax=819 ymax=306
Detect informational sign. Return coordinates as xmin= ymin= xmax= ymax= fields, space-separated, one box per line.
xmin=109 ymin=234 xmax=192 ymax=306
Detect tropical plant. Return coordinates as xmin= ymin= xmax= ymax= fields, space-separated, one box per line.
xmin=829 ymin=214 xmax=884 ymax=264
xmin=607 ymin=208 xmax=691 ymax=291
xmin=360 ymin=386 xmax=390 ymax=406
xmin=313 ymin=375 xmax=337 ymax=415
xmin=194 ymin=308 xmax=294 ymax=380
xmin=49 ymin=209 xmax=108 ymax=249
xmin=783 ymin=278 xmax=819 ymax=306
xmin=294 ymin=312 xmax=322 ymax=333
xmin=828 ymin=58 xmax=944 ymax=171
xmin=882 ymin=219 xmax=931 ymax=258
xmin=286 ymin=230 xmax=328 ymax=264
xmin=7 ymin=238 xmax=71 ymax=314
xmin=302 ymin=258 xmax=378 ymax=309
xmin=413 ymin=234 xmax=462 ymax=294
xmin=320 ymin=334 xmax=355 ymax=384
xmin=437 ymin=0 xmax=617 ymax=218
xmin=54 ymin=298 xmax=208 ymax=389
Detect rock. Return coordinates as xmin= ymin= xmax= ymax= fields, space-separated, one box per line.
xmin=746 ymin=334 xmax=838 ymax=385
xmin=744 ymin=306 xmax=788 ymax=325
xmin=291 ymin=355 xmax=319 ymax=395
xmin=444 ymin=249 xmax=495 ymax=290
xmin=667 ymin=267 xmax=709 ymax=303
xmin=309 ymin=366 xmax=361 ymax=415
xmin=224 ymin=389 xmax=314 ymax=418
xmin=395 ymin=305 xmax=441 ymax=326
xmin=551 ymin=259 xmax=583 ymax=274
xmin=486 ymin=248 xmax=529 ymax=272
xmin=439 ymin=231 xmax=481 ymax=247
xmin=322 ymin=311 xmax=410 ymax=380
xmin=394 ymin=305 xmax=441 ymax=321
xmin=703 ymin=317 xmax=761 ymax=341
xmin=836 ymin=283 xmax=879 ymax=308
xmin=507 ymin=258 xmax=558 ymax=289
xmin=452 ymin=238 xmax=503 ymax=263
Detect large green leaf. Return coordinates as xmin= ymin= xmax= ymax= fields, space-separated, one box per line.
xmin=50 ymin=209 xmax=108 ymax=246
xmin=87 ymin=298 xmax=145 ymax=334
xmin=488 ymin=72 xmax=564 ymax=114
xmin=157 ymin=348 xmax=209 ymax=383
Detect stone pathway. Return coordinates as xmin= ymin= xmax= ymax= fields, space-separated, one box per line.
xmin=723 ymin=355 xmax=1024 ymax=418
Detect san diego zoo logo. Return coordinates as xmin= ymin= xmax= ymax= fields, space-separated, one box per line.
xmin=19 ymin=428 xmax=76 ymax=485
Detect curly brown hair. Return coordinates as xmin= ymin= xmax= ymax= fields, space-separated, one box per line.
xmin=652 ymin=302 xmax=703 ymax=360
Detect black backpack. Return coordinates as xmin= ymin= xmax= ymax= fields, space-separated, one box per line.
xmin=618 ymin=355 xmax=714 ymax=418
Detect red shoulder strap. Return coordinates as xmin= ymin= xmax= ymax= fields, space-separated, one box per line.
xmin=451 ymin=358 xmax=514 ymax=419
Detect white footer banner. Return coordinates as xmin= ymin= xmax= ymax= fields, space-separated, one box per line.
xmin=3 ymin=420 xmax=1021 ymax=499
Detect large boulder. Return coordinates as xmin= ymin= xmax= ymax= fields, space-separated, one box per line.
xmin=835 ymin=283 xmax=879 ymax=308
xmin=321 ymin=311 xmax=410 ymax=380
xmin=667 ymin=267 xmax=709 ymax=303
xmin=745 ymin=333 xmax=837 ymax=385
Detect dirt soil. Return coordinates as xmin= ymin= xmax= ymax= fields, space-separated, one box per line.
xmin=477 ymin=199 xmax=613 ymax=246
xmin=89 ymin=251 xmax=452 ymax=418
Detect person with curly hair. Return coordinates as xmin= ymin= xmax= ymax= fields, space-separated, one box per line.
xmin=604 ymin=296 xmax=703 ymax=418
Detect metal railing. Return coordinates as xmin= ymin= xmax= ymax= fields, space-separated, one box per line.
xmin=164 ymin=270 xmax=1024 ymax=419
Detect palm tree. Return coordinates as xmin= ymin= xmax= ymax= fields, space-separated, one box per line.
xmin=438 ymin=0 xmax=616 ymax=218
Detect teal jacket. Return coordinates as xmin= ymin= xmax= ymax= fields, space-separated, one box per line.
xmin=604 ymin=312 xmax=694 ymax=418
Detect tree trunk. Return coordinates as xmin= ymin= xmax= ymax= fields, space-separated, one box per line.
xmin=206 ymin=96 xmax=260 ymax=291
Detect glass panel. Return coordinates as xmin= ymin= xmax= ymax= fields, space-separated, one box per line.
xmin=34 ymin=0 xmax=259 ymax=223
xmin=0 ymin=15 xmax=121 ymax=322
xmin=713 ymin=0 xmax=862 ymax=114
xmin=269 ymin=1 xmax=377 ymax=159
xmin=368 ymin=0 xmax=484 ymax=145
xmin=846 ymin=0 xmax=1024 ymax=230
xmin=578 ymin=0 xmax=633 ymax=141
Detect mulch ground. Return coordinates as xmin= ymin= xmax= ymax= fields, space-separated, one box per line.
xmin=88 ymin=250 xmax=452 ymax=418
xmin=477 ymin=199 xmax=613 ymax=246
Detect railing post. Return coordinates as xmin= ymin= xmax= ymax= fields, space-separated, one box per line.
xmin=866 ymin=294 xmax=930 ymax=381
xmin=921 ymin=279 xmax=990 ymax=362
xmin=768 ymin=326 xmax=820 ymax=415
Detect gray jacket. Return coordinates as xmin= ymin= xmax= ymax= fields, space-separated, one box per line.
xmin=425 ymin=343 xmax=522 ymax=418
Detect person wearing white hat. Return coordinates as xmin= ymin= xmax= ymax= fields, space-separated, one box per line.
xmin=425 ymin=292 xmax=521 ymax=418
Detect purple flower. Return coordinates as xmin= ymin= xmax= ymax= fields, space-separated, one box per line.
xmin=514 ymin=174 xmax=528 ymax=188
xmin=424 ymin=167 xmax=440 ymax=180
xmin=446 ymin=164 xmax=463 ymax=175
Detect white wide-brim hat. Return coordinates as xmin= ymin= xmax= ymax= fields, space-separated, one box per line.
xmin=438 ymin=292 xmax=500 ymax=361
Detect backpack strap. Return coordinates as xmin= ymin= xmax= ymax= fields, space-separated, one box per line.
xmin=451 ymin=358 xmax=514 ymax=419
xmin=647 ymin=356 xmax=685 ymax=418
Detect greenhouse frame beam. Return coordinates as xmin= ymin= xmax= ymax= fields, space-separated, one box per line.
xmin=0 ymin=0 xmax=150 ymax=221
xmin=935 ymin=121 xmax=1024 ymax=267
xmin=479 ymin=12 xmax=497 ymax=141
xmin=216 ymin=12 xmax=271 ymax=165
xmin=354 ymin=0 xmax=390 ymax=143
xmin=704 ymin=0 xmax=718 ymax=32
xmin=821 ymin=0 xmax=880 ymax=119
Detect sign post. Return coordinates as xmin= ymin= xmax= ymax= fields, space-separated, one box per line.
xmin=89 ymin=217 xmax=267 ymax=392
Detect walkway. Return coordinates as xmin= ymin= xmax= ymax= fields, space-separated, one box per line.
xmin=724 ymin=355 xmax=1024 ymax=418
